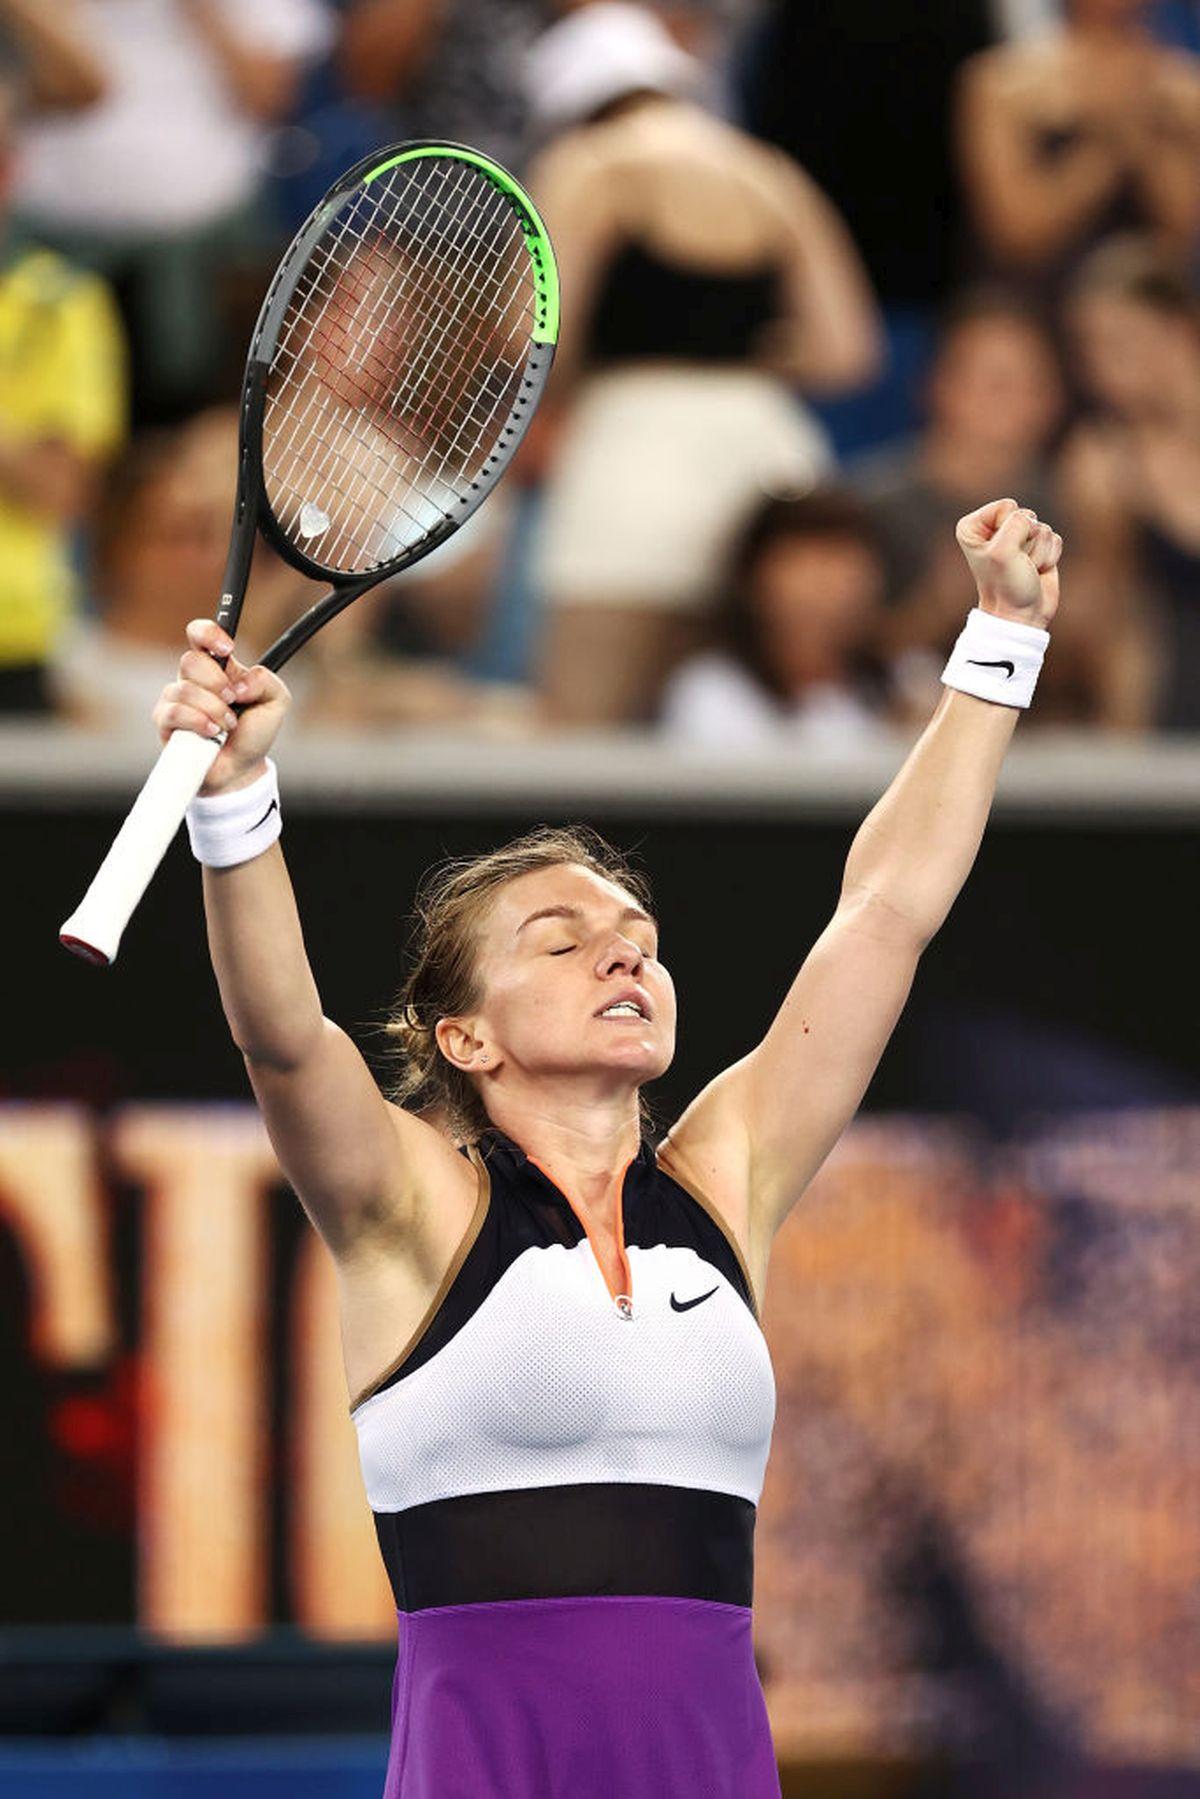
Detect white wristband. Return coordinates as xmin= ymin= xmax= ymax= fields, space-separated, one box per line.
xmin=941 ymin=607 xmax=1050 ymax=710
xmin=185 ymin=758 xmax=281 ymax=868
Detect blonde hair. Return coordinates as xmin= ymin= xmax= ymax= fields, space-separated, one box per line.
xmin=386 ymin=825 xmax=655 ymax=1142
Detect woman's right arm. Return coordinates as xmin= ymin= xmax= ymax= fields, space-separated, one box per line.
xmin=156 ymin=619 xmax=468 ymax=1257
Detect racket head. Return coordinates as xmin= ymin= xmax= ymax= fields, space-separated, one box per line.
xmin=237 ymin=141 xmax=558 ymax=600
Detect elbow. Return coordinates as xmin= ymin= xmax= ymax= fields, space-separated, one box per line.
xmin=236 ymin=60 xmax=301 ymax=124
xmin=837 ymin=880 xmax=937 ymax=957
xmin=241 ymin=1044 xmax=306 ymax=1082
xmin=237 ymin=1032 xmax=314 ymax=1076
xmin=236 ymin=1008 xmax=331 ymax=1075
xmin=806 ymin=325 xmax=885 ymax=396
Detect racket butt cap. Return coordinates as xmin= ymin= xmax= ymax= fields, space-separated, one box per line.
xmin=59 ymin=927 xmax=116 ymax=968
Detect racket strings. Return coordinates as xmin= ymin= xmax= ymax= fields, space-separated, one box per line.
xmin=261 ymin=156 xmax=538 ymax=574
xmin=356 ymin=163 xmax=533 ymax=490
xmin=265 ymin=162 xmax=529 ymax=563
xmin=269 ymin=168 xmax=485 ymax=505
xmin=266 ymin=196 xmax=453 ymax=561
xmin=271 ymin=197 xmax=527 ymax=566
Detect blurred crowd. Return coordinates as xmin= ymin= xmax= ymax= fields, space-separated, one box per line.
xmin=2 ymin=0 xmax=1200 ymax=744
xmin=755 ymin=1109 xmax=1200 ymax=1772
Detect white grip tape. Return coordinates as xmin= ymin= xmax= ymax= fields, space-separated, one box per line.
xmin=59 ymin=728 xmax=223 ymax=965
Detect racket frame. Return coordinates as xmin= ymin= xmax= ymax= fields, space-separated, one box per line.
xmin=217 ymin=139 xmax=559 ymax=674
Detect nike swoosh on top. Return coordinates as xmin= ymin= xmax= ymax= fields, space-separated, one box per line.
xmin=670 ymin=1286 xmax=719 ymax=1313
xmin=966 ymin=657 xmax=1015 ymax=677
xmin=248 ymin=798 xmax=280 ymax=832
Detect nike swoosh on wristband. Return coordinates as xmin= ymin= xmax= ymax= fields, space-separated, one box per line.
xmin=966 ymin=657 xmax=1016 ymax=677
xmin=248 ymin=798 xmax=279 ymax=832
xmin=670 ymin=1286 xmax=719 ymax=1313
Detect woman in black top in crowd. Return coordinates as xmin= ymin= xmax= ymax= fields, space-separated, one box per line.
xmin=525 ymin=2 xmax=881 ymax=725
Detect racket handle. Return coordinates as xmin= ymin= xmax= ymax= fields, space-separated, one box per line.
xmin=59 ymin=729 xmax=223 ymax=966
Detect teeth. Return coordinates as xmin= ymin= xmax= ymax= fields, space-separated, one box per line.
xmin=601 ymin=1002 xmax=642 ymax=1018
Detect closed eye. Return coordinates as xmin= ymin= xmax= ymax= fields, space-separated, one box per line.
xmin=548 ymin=945 xmax=576 ymax=956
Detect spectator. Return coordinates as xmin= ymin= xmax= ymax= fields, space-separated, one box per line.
xmin=0 ymin=84 xmax=126 ymax=717
xmin=659 ymin=490 xmax=892 ymax=750
xmin=854 ymin=290 xmax=1072 ymax=717
xmin=527 ymin=2 xmax=882 ymax=726
xmin=53 ymin=414 xmax=282 ymax=728
xmin=956 ymin=0 xmax=1200 ymax=299
xmin=339 ymin=0 xmax=550 ymax=173
xmin=1058 ymin=234 xmax=1200 ymax=730
xmin=338 ymin=1 xmax=749 ymax=173
xmin=55 ymin=410 xmax=536 ymax=736
xmin=13 ymin=0 xmax=334 ymax=425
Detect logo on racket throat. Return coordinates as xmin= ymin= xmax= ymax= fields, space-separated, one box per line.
xmin=298 ymin=501 xmax=331 ymax=539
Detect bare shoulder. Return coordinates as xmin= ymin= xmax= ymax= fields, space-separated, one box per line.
xmin=657 ymin=1064 xmax=765 ymax=1290
xmin=335 ymin=1106 xmax=487 ymax=1410
xmin=529 ymin=127 xmax=622 ymax=201
xmin=350 ymin=1099 xmax=481 ymax=1266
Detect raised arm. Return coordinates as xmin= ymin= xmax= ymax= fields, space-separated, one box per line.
xmin=956 ymin=52 xmax=1126 ymax=269
xmin=155 ymin=619 xmax=468 ymax=1258
xmin=666 ymin=500 xmax=1062 ymax=1248
xmin=760 ymin=153 xmax=883 ymax=394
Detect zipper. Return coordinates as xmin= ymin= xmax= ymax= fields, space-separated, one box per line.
xmin=527 ymin=1151 xmax=636 ymax=1321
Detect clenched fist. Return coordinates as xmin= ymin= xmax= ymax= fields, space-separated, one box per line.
xmin=153 ymin=619 xmax=291 ymax=795
xmin=956 ymin=498 xmax=1062 ymax=630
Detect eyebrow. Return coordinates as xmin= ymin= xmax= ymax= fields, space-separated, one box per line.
xmin=515 ymin=903 xmax=657 ymax=936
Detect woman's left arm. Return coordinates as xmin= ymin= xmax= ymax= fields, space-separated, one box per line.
xmin=669 ymin=499 xmax=1062 ymax=1245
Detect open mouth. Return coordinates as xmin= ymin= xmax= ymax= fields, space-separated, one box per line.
xmin=596 ymin=1000 xmax=648 ymax=1021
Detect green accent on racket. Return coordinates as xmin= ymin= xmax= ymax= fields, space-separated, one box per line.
xmin=363 ymin=144 xmax=559 ymax=346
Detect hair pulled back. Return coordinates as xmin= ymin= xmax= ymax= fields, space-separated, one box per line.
xmin=386 ymin=825 xmax=655 ymax=1143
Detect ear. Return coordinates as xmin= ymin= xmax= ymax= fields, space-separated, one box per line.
xmin=434 ymin=1016 xmax=496 ymax=1074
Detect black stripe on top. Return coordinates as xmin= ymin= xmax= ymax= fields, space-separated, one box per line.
xmin=374 ymin=1482 xmax=756 ymax=1613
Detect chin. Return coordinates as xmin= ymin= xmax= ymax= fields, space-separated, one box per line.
xmin=611 ymin=1041 xmax=673 ymax=1080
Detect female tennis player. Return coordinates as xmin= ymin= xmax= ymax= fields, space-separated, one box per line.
xmin=156 ymin=495 xmax=1060 ymax=1798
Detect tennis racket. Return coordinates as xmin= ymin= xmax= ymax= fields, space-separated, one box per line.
xmin=60 ymin=139 xmax=559 ymax=966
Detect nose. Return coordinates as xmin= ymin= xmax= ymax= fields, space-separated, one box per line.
xmin=597 ymin=933 xmax=643 ymax=978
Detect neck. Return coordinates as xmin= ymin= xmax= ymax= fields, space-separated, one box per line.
xmin=483 ymin=1083 xmax=642 ymax=1212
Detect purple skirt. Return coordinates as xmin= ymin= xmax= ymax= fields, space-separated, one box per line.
xmin=382 ymin=1593 xmax=781 ymax=1798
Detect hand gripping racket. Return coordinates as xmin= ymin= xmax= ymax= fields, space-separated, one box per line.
xmin=60 ymin=140 xmax=558 ymax=965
